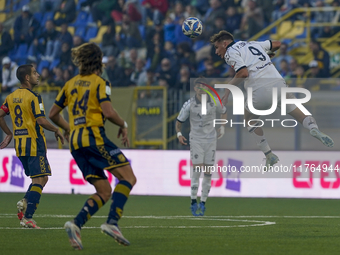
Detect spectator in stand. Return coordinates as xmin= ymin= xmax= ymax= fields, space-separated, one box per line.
xmin=1 ymin=57 xmax=20 ymax=92
xmin=116 ymin=13 xmax=142 ymax=50
xmin=200 ymin=64 xmax=216 ymax=78
xmin=123 ymin=0 xmax=142 ymax=23
xmin=185 ymin=5 xmax=201 ymax=19
xmin=169 ymin=2 xmax=186 ymax=24
xmin=58 ymin=42 xmax=73 ymax=71
xmin=54 ymin=0 xmax=76 ymax=26
xmin=320 ymin=26 xmax=334 ymax=38
xmin=131 ymin=59 xmax=147 ymax=85
xmin=59 ymin=22 xmax=73 ymax=48
xmin=175 ymin=66 xmax=190 ymax=91
xmin=139 ymin=67 xmax=157 ymax=86
xmin=175 ymin=42 xmax=196 ymax=71
xmin=312 ymin=0 xmax=333 ymax=38
xmin=279 ymin=59 xmax=291 ymax=78
xmin=40 ymin=67 xmax=53 ymax=85
xmin=146 ymin=20 xmax=164 ymax=59
xmin=163 ymin=41 xmax=176 ymax=63
xmin=28 ymin=20 xmax=60 ymax=62
xmin=101 ymin=23 xmax=118 ymax=57
xmin=156 ymin=58 xmax=176 ymax=86
xmin=63 ymin=69 xmax=72 ymax=82
xmin=73 ymin=35 xmax=84 ymax=48
xmin=14 ymin=5 xmax=40 ymax=47
xmin=309 ymin=40 xmax=330 ymax=77
xmin=52 ymin=67 xmax=64 ymax=87
xmin=106 ymin=55 xmax=124 ymax=87
xmin=120 ymin=62 xmax=136 ymax=87
xmin=0 ymin=23 xmax=14 ymax=60
xmin=91 ymin=0 xmax=116 ymax=25
xmin=40 ymin=0 xmax=62 ymax=12
xmin=272 ymin=42 xmax=293 ymax=68
xmin=289 ymin=58 xmax=298 ymax=75
xmin=225 ymin=7 xmax=242 ymax=34
xmin=141 ymin=0 xmax=168 ymax=26
xmin=203 ymin=0 xmax=225 ymax=29
xmin=101 ymin=56 xmax=110 ymax=81
xmin=241 ymin=0 xmax=264 ymax=38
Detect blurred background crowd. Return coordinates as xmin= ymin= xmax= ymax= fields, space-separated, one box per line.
xmin=0 ymin=0 xmax=339 ymax=93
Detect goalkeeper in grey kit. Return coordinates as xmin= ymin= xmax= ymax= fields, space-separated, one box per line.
xmin=176 ymin=78 xmax=227 ymax=216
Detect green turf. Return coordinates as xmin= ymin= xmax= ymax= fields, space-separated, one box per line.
xmin=0 ymin=193 xmax=340 ymax=255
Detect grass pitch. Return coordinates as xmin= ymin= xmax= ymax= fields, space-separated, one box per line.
xmin=0 ymin=193 xmax=340 ymax=255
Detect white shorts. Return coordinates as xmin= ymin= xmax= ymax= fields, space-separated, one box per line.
xmin=190 ymin=141 xmax=216 ymax=165
xmin=245 ymin=80 xmax=297 ymax=115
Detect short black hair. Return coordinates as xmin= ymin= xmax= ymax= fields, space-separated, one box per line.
xmin=16 ymin=64 xmax=33 ymax=83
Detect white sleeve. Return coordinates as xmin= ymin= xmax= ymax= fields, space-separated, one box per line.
xmin=254 ymin=40 xmax=272 ymax=52
xmin=224 ymin=48 xmax=247 ymax=73
xmin=8 ymin=66 xmax=19 ymax=87
xmin=177 ymin=100 xmax=190 ymax=123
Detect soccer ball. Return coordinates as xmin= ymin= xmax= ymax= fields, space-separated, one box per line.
xmin=182 ymin=17 xmax=203 ymax=39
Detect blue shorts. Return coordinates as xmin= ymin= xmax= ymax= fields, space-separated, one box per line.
xmin=19 ymin=155 xmax=51 ymax=178
xmin=71 ymin=142 xmax=130 ymax=182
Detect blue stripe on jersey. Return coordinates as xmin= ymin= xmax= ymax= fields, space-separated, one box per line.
xmin=99 ymin=126 xmax=109 ymax=143
xmin=70 ymin=130 xmax=75 ymax=151
xmin=35 ymin=122 xmax=46 ymax=154
xmin=78 ymin=127 xmax=83 ymax=148
xmin=87 ymin=127 xmax=96 ymax=146
xmin=18 ymin=138 xmax=22 ymax=155
xmin=25 ymin=138 xmax=31 ymax=156
xmin=55 ymin=90 xmax=67 ymax=108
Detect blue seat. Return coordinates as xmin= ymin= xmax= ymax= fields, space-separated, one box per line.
xmin=84 ymin=27 xmax=98 ymax=41
xmin=37 ymin=60 xmax=50 ymax=74
xmin=33 ymin=12 xmax=43 ymax=23
xmin=41 ymin=11 xmax=54 ymax=25
xmin=19 ymin=0 xmax=30 ymax=9
xmin=75 ymin=26 xmax=86 ymax=38
xmin=14 ymin=43 xmax=28 ymax=62
xmin=49 ymin=59 xmax=60 ymax=70
xmin=72 ymin=11 xmax=88 ymax=27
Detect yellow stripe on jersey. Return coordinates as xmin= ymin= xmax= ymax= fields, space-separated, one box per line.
xmin=2 ymin=88 xmax=47 ymax=157
xmin=54 ymin=74 xmax=111 ymax=152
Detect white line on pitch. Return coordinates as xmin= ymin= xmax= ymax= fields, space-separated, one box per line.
xmin=0 ymin=214 xmax=339 ymax=219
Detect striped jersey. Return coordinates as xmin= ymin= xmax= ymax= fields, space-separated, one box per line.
xmin=54 ymin=73 xmax=112 ymax=152
xmin=1 ymin=88 xmax=46 ymax=156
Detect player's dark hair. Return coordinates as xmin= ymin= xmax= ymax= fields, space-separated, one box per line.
xmin=210 ymin=30 xmax=234 ymax=43
xmin=71 ymin=42 xmax=103 ymax=75
xmin=16 ymin=64 xmax=33 ymax=83
xmin=194 ymin=76 xmax=208 ymax=86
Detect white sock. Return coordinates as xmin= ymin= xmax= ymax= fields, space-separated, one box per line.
xmin=251 ymin=133 xmax=271 ymax=155
xmin=302 ymin=116 xmax=318 ymax=130
xmin=201 ymin=173 xmax=212 ymax=202
xmin=191 ymin=169 xmax=201 ymax=199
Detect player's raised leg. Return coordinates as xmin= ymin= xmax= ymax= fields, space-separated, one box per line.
xmin=288 ymin=108 xmax=334 ymax=147
xmin=101 ymin=164 xmax=136 ymax=246
xmin=245 ymin=110 xmax=279 ymax=170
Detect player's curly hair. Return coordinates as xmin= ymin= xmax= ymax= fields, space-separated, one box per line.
xmin=71 ymin=42 xmax=103 ymax=75
xmin=210 ymin=30 xmax=234 ymax=43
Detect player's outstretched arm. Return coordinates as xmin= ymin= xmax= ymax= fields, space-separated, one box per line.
xmin=0 ymin=109 xmax=12 ymax=149
xmin=49 ymin=104 xmax=71 ymax=142
xmin=36 ymin=117 xmax=64 ymax=145
xmin=175 ymin=120 xmax=187 ymax=145
xmin=271 ymin=41 xmax=281 ymax=52
xmin=101 ymin=101 xmax=129 ymax=147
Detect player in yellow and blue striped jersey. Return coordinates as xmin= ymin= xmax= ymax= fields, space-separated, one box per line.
xmin=49 ymin=43 xmax=136 ymax=249
xmin=0 ymin=64 xmax=64 ymax=228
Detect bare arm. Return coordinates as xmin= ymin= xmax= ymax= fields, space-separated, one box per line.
xmin=49 ymin=104 xmax=70 ymax=132
xmin=0 ymin=109 xmax=12 ymax=149
xmin=222 ymin=68 xmax=249 ymax=105
xmin=271 ymin=41 xmax=281 ymax=52
xmin=36 ymin=117 xmax=64 ymax=144
xmin=100 ymin=101 xmax=129 ymax=147
xmin=101 ymin=101 xmax=125 ymax=128
xmin=176 ymin=120 xmax=187 ymax=145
